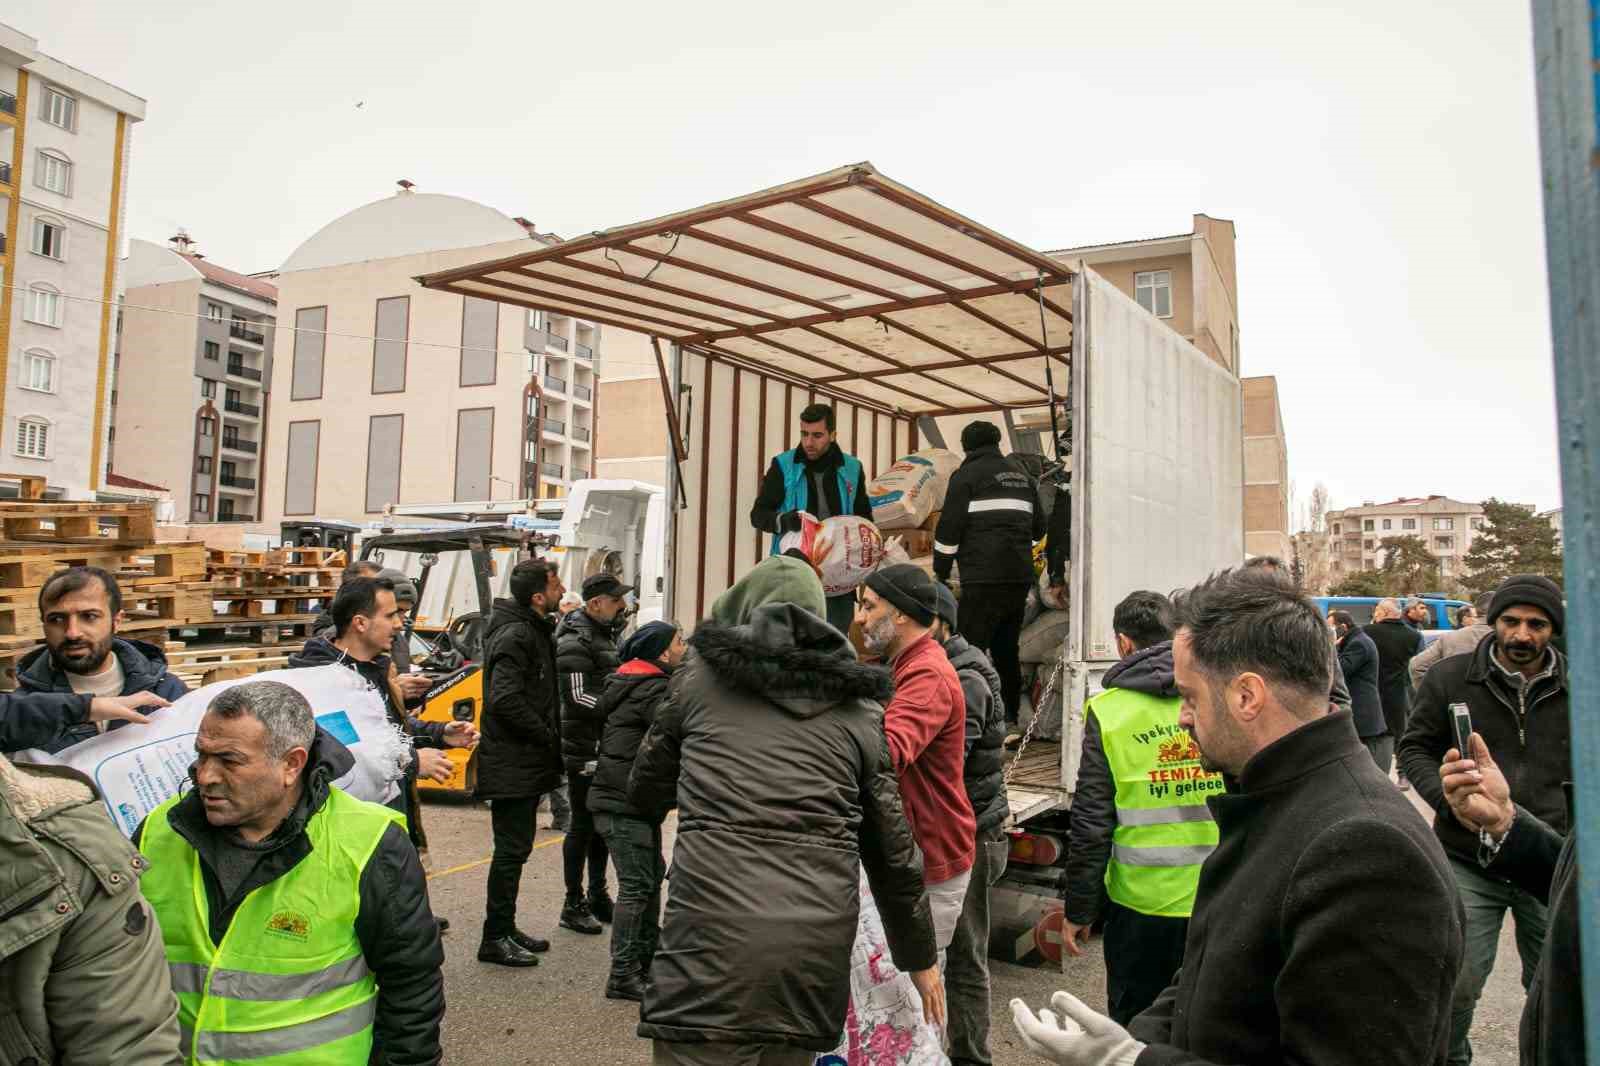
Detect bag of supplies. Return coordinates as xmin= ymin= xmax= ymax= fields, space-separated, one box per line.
xmin=866 ymin=449 xmax=961 ymax=530
xmin=780 ymin=515 xmax=888 ymax=597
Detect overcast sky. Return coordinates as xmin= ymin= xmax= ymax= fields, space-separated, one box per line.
xmin=18 ymin=0 xmax=1561 ymax=516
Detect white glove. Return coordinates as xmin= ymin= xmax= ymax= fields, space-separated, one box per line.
xmin=1011 ymin=991 xmax=1145 ymax=1066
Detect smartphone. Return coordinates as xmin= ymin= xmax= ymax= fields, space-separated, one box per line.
xmin=1450 ymin=701 xmax=1473 ymax=757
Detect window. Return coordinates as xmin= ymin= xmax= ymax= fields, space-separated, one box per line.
xmin=200 ymin=379 xmax=216 ymax=398
xmin=218 ymin=498 xmax=235 ymax=520
xmin=204 ymin=340 xmax=220 ymax=360
xmin=1363 ymin=519 xmax=1374 ymax=531
xmin=460 ymin=296 xmax=498 ymax=387
xmin=20 ymin=350 xmax=54 ymax=393
xmin=15 ymin=417 xmax=49 ymax=459
xmin=197 ymin=456 xmax=213 ymax=474
xmin=1402 ymin=518 xmax=1417 ymax=530
xmin=207 ymin=303 xmax=224 ymax=322
xmin=372 ymin=297 xmax=408 ymax=394
xmin=226 ymin=388 xmax=241 ymax=407
xmin=199 ymin=416 xmax=215 ymax=438
xmin=1433 ymin=517 xmax=1455 ymax=530
xmin=221 ymin=460 xmax=236 ymax=481
xmin=292 ymin=307 xmax=327 ymax=400
xmin=366 ymin=415 xmax=404 ymax=512
xmin=1382 ymin=518 xmax=1392 ymax=530
xmin=36 ymin=151 xmax=72 ymax=196
xmin=30 ymin=217 xmax=65 ymax=259
xmin=41 ymin=87 xmax=76 ymax=130
xmin=284 ymin=421 xmax=321 ymax=515
xmin=1364 ymin=538 xmax=1375 ymax=549
xmin=23 ymin=284 xmax=62 ymax=327
xmin=1435 ymin=536 xmax=1454 ymax=551
xmin=1134 ymin=270 xmax=1173 ymax=318
xmin=1364 ymin=560 xmax=1376 ymax=571
xmin=222 ymin=425 xmax=240 ymax=447
xmin=1331 ymin=523 xmax=1340 ymax=535
xmin=1470 ymin=517 xmax=1485 ymax=530
xmin=193 ymin=493 xmax=210 ymax=515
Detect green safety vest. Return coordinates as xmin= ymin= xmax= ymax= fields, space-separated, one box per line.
xmin=1086 ymin=686 xmax=1223 ymax=918
xmin=140 ymin=788 xmax=403 ymax=1065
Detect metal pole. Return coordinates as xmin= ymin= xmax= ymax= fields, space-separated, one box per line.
xmin=1529 ymin=1 xmax=1599 ymax=1059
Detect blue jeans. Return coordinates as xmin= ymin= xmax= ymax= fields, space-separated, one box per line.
xmin=595 ymin=812 xmax=664 ymax=980
xmin=1447 ymin=855 xmax=1548 ymax=1065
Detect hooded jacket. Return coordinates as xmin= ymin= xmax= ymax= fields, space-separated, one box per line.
xmin=556 ymin=607 xmax=625 ymax=774
xmin=942 ymin=633 xmax=1008 ymax=834
xmin=0 ymin=754 xmax=183 ymax=1065
xmin=932 ymin=442 xmax=1046 ymax=586
xmin=1336 ymin=627 xmax=1386 ymax=738
xmin=133 ymin=730 xmax=445 ymax=1066
xmin=588 ymin=659 xmax=673 ymax=820
xmin=0 ymin=690 xmax=95 ymax=755
xmin=475 ymin=598 xmax=564 ymax=800
xmin=628 ymin=602 xmax=936 ymax=1052
xmin=17 ymin=637 xmax=190 ymax=753
xmin=1064 ymin=640 xmax=1184 ymax=926
xmin=1364 ymin=618 xmax=1424 ymax=737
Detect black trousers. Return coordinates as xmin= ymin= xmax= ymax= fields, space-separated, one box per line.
xmin=564 ymin=772 xmax=610 ymax=899
xmin=483 ymin=796 xmax=538 ymax=939
xmin=1102 ymin=900 xmax=1189 ymax=1027
xmin=958 ymin=582 xmax=1030 ymax=725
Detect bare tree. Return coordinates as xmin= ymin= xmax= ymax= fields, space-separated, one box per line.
xmin=1308 ymin=483 xmax=1331 ymax=533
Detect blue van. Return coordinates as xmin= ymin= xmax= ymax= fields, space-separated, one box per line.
xmin=1311 ymin=596 xmax=1470 ymax=630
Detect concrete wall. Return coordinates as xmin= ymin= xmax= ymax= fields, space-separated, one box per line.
xmin=1242 ymin=375 xmax=1289 ymax=561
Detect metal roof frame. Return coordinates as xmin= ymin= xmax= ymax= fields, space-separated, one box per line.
xmin=417 ymin=163 xmax=1074 ymax=418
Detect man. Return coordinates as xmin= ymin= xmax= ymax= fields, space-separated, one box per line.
xmin=377 ymin=568 xmax=431 ymax=710
xmin=18 ymin=565 xmax=189 ymax=752
xmin=1399 ymin=574 xmax=1570 ymax=1066
xmin=588 ymin=620 xmax=686 ymax=1001
xmin=1411 ymin=593 xmax=1495 ymax=689
xmin=1366 ymin=597 xmax=1424 ymax=787
xmin=555 ymin=572 xmax=631 ymax=934
xmin=1243 ymin=555 xmax=1353 ymax=715
xmin=857 ymin=564 xmax=976 ymax=950
xmin=1011 ymin=566 xmax=1462 ymax=1066
xmin=311 ymin=559 xmax=385 ymax=641
xmin=476 ymin=559 xmax=566 ymax=967
xmin=750 ymin=401 xmax=874 ymax=634
xmin=1406 ymin=596 xmax=1434 ymax=630
xmin=630 ymin=562 xmax=942 ymax=1064
xmin=933 ymin=421 xmax=1046 ymax=728
xmin=1062 ymin=591 xmax=1220 ymax=1027
xmin=0 ymin=750 xmax=183 ymax=1063
xmin=932 ymin=582 xmax=1009 ymax=1066
xmin=1331 ymin=609 xmax=1389 ymax=769
xmin=1439 ymin=735 xmax=1583 ymax=1066
xmin=135 ymin=680 xmax=444 ymax=1064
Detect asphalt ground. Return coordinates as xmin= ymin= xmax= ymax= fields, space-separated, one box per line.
xmin=418 ymin=795 xmax=1526 ymax=1066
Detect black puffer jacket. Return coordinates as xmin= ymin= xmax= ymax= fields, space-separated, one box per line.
xmin=1336 ymin=628 xmax=1386 ymax=738
xmin=134 ymin=731 xmax=445 ymax=1066
xmin=588 ymin=660 xmax=673 ymax=820
xmin=17 ymin=637 xmax=190 ymax=753
xmin=943 ymin=634 xmax=1007 ymax=833
xmin=933 ymin=443 xmax=1045 ymax=586
xmin=557 ymin=608 xmax=624 ymax=774
xmin=629 ymin=603 xmax=937 ymax=1052
xmin=476 ymin=599 xmax=564 ymax=800
xmin=0 ymin=690 xmax=94 ymax=754
xmin=1365 ymin=618 xmax=1424 ymax=738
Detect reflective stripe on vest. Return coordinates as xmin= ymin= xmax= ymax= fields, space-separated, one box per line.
xmin=1086 ymin=686 xmax=1222 ymax=918
xmin=968 ymin=497 xmax=1033 ymax=514
xmin=770 ymin=450 xmax=865 ymax=555
xmin=140 ymin=788 xmax=402 ymax=1065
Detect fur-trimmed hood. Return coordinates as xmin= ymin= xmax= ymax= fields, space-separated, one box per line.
xmin=689 ymin=601 xmax=892 ymax=718
xmin=0 ymin=753 xmax=94 ymax=823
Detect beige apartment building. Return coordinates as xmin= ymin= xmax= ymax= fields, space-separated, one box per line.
xmin=1325 ymin=496 xmax=1487 ymax=581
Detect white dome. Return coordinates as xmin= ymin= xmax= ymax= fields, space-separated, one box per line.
xmin=280 ymin=192 xmax=530 ymax=273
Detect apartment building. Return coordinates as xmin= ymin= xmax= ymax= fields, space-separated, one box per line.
xmin=527 ymin=309 xmax=600 ymax=498
xmin=1325 ymin=496 xmax=1487 ymax=580
xmin=0 ymin=22 xmax=144 ymax=497
xmin=114 ymin=235 xmax=276 ymax=523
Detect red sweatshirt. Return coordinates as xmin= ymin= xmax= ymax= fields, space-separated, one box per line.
xmin=883 ymin=632 xmax=976 ymax=884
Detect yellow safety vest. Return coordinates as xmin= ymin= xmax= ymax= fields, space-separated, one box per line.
xmin=1086 ymin=687 xmax=1223 ymax=918
xmin=139 ymin=787 xmax=403 ymax=1064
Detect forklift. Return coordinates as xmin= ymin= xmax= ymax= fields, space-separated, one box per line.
xmin=359 ymin=524 xmax=550 ymax=796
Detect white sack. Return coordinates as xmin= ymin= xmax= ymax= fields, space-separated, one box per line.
xmin=780 ymin=515 xmax=888 ymax=597
xmin=1019 ymin=609 xmax=1071 ymax=664
xmin=866 ymin=449 xmax=961 ymax=530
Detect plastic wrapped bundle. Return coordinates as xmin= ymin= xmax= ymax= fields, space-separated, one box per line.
xmin=866 ymin=449 xmax=961 ymax=530
xmin=780 ymin=514 xmax=888 ymax=597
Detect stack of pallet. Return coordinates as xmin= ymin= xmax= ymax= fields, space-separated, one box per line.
xmin=206 ymin=544 xmax=346 ymax=622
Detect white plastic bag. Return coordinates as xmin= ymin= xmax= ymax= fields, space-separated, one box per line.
xmin=780 ymin=515 xmax=888 ymax=597
xmin=1019 ymin=609 xmax=1071 ymax=664
xmin=867 ymin=449 xmax=961 ymax=530
xmin=14 ymin=665 xmax=409 ymax=838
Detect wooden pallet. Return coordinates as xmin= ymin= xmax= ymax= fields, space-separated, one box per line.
xmin=0 ymin=541 xmax=207 ymax=588
xmin=0 ymin=502 xmax=158 ymax=546
xmin=273 ymin=546 xmax=346 ymax=567
xmin=165 ymin=643 xmax=297 ymax=687
xmin=1005 ymin=740 xmax=1063 ymax=792
xmin=0 ymin=602 xmax=43 ymax=640
xmin=173 ymin=614 xmax=322 ymax=644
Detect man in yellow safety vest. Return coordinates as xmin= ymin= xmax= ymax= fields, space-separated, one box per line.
xmin=1061 ymin=590 xmax=1221 ymax=1024
xmin=135 ymin=679 xmax=444 ymax=1064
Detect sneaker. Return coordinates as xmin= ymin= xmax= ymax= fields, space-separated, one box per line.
xmin=559 ymin=896 xmax=604 ymax=935
xmin=478 ymin=936 xmax=540 ymax=967
xmin=605 ymin=972 xmax=645 ymax=1002
xmin=511 ymin=929 xmax=550 ymax=953
xmin=588 ymin=887 xmax=615 ymax=924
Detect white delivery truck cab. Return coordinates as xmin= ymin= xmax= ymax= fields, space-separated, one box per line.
xmin=551 ymin=480 xmax=668 ymax=626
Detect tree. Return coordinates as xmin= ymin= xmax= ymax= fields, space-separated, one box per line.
xmin=1329 ymin=569 xmax=1388 ymax=597
xmin=1461 ymin=499 xmax=1564 ymax=595
xmin=1307 ymin=483 xmax=1331 ymax=534
xmin=1377 ymin=535 xmax=1440 ymax=594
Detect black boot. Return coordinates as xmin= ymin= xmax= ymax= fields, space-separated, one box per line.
xmin=511 ymin=929 xmax=551 ymax=954
xmin=559 ymin=894 xmax=604 ymax=935
xmin=588 ymin=885 xmax=615 ymax=924
xmin=478 ymin=936 xmax=540 ymax=967
xmin=605 ymin=970 xmax=645 ymax=1002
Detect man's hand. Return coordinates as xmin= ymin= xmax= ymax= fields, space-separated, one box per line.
xmin=88 ymin=691 xmax=170 ymax=726
xmin=1441 ymin=733 xmax=1514 ymax=839
xmin=908 ymin=966 xmax=946 ymax=1029
xmin=442 ymin=721 xmax=479 ymax=748
xmin=1011 ymin=991 xmax=1145 ymax=1066
xmin=397 ymin=673 xmax=432 ymax=700
xmin=416 ymin=748 xmax=455 ymax=783
xmin=1063 ymin=919 xmax=1092 ymax=958
xmin=777 ymin=510 xmax=805 ymax=534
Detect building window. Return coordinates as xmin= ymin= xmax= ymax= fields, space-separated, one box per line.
xmin=1433 ymin=517 xmax=1455 ymax=530
xmin=15 ymin=418 xmax=49 ymax=459
xmin=1331 ymin=523 xmax=1340 ymax=535
xmin=193 ymin=493 xmax=210 ymax=515
xmin=197 ymin=456 xmax=213 ymax=474
xmin=1435 ymin=536 xmax=1454 ymax=550
xmin=1363 ymin=519 xmax=1374 ymax=532
xmin=201 ymin=380 xmax=216 ymax=398
xmin=222 ymin=425 xmax=240 ymax=448
xmin=1382 ymin=518 xmax=1392 ymax=530
xmin=20 ymin=350 xmax=55 ymax=393
xmin=207 ymin=303 xmax=224 ymax=322
xmin=199 ymin=416 xmax=215 ymax=438
xmin=23 ymin=284 xmax=62 ymax=327
xmin=36 ymin=150 xmax=72 ymax=196
xmin=1470 ymin=516 xmax=1485 ymax=530
xmin=204 ymin=340 xmax=220 ymax=360
xmin=30 ymin=217 xmax=66 ymax=259
xmin=41 ymin=87 xmax=77 ymax=130
xmin=1402 ymin=518 xmax=1416 ymax=530
xmin=1364 ymin=538 xmax=1375 ymax=549
xmin=1364 ymin=559 xmax=1376 ymax=570
xmin=1134 ymin=270 xmax=1173 ymax=318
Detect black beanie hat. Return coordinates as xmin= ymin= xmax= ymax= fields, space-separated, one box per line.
xmin=1487 ymin=574 xmax=1565 ymax=635
xmin=960 ymin=420 xmax=1002 ymax=453
xmin=934 ymin=581 xmax=959 ymax=632
xmin=864 ymin=564 xmax=939 ymax=627
xmin=619 ymin=620 xmax=680 ymax=664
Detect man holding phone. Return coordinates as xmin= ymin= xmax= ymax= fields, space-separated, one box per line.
xmin=1398 ymin=574 xmax=1571 ymax=1066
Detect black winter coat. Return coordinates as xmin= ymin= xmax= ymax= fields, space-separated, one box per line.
xmin=1364 ymin=618 xmax=1424 ymax=737
xmin=749 ymin=442 xmax=875 ymax=541
xmin=0 ymin=690 xmax=94 ymax=754
xmin=1128 ymin=711 xmax=1463 ymax=1066
xmin=134 ymin=731 xmax=444 ymax=1066
xmin=588 ymin=660 xmax=673 ymax=820
xmin=475 ymin=599 xmax=564 ymax=800
xmin=1336 ymin=629 xmax=1386 ymax=738
xmin=16 ymin=638 xmax=190 ymax=753
xmin=943 ymin=634 xmax=1007 ymax=833
xmin=933 ymin=443 xmax=1045 ymax=586
xmin=629 ymin=603 xmax=937 ymax=1052
xmin=1398 ymin=636 xmax=1569 ymax=866
xmin=557 ymin=608 xmax=624 ymax=774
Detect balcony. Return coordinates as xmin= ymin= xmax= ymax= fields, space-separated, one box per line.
xmin=225 ymin=399 xmax=261 ymax=417
xmin=541 ymin=462 xmax=565 ymax=479
xmin=0 ymin=90 xmax=14 ymax=116
xmin=544 ymin=374 xmax=567 ymax=394
xmin=229 ymin=322 xmax=266 ymax=345
xmin=542 ymin=419 xmax=566 ymax=437
xmin=547 ymin=332 xmax=569 ymax=353
xmin=220 ymin=475 xmax=256 ymax=491
xmin=574 ymin=341 xmax=593 ymax=360
xmin=216 ymin=512 xmax=256 ymax=523
xmin=573 ymin=382 xmax=593 ymax=402
xmin=572 ymin=467 xmax=589 ymax=480
xmin=226 ymin=361 xmax=263 ymax=382
xmin=571 ymin=425 xmax=590 ymax=443
xmin=221 ymin=437 xmax=258 ymax=454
